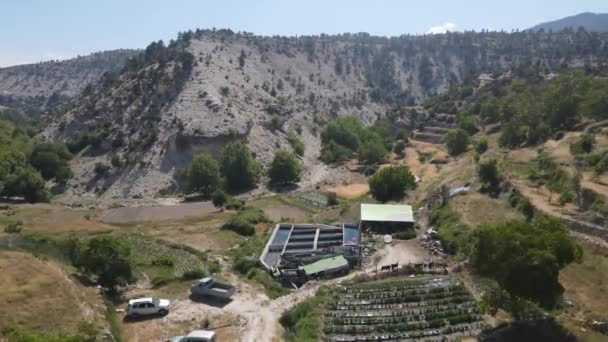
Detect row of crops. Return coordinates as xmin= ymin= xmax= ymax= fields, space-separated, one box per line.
xmin=323 ymin=276 xmax=486 ymax=341
xmin=122 ymin=235 xmax=206 ymax=276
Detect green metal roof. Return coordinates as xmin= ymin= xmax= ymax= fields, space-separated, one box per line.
xmin=360 ymin=203 xmax=414 ymax=222
xmin=300 ymin=255 xmax=349 ymax=276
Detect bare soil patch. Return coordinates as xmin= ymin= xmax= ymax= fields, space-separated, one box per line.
xmin=263 ymin=204 xmax=310 ymax=222
xmin=100 ymin=201 xmax=217 ymax=224
xmin=368 ymin=239 xmax=431 ymax=270
xmin=326 ymin=183 xmax=369 ymax=199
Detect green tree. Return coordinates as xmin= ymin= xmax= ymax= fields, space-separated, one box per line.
xmin=220 ymin=141 xmax=261 ymax=191
xmin=458 ymin=114 xmax=479 ymax=135
xmin=358 ymin=140 xmax=388 ymax=165
xmin=470 ymin=217 xmax=581 ymax=309
xmin=3 ymin=166 xmax=50 ymax=203
xmin=581 ymin=84 xmax=608 ymax=120
xmin=478 ymin=159 xmax=501 ymax=187
xmin=29 ymin=142 xmax=73 ymax=182
xmin=268 ymin=150 xmax=302 ymax=184
xmin=211 ymin=189 xmax=228 ymax=210
xmin=445 ymin=128 xmax=470 ymax=156
xmin=368 ymin=165 xmax=416 ymax=202
xmin=543 ymin=73 xmax=580 ymax=131
xmin=498 ymin=122 xmax=526 ymax=148
xmin=186 ymin=153 xmax=220 ymax=196
xmin=75 ymin=236 xmax=134 ymax=291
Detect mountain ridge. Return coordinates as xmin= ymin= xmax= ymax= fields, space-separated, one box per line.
xmin=529 ymin=12 xmax=608 ymax=32
xmin=36 ymin=28 xmax=608 ymax=205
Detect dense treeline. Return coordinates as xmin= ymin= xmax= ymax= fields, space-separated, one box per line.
xmin=192 ymin=28 xmax=608 ymax=104
xmin=427 ymin=68 xmax=608 ymax=148
xmin=0 ymin=120 xmax=73 ymax=202
xmin=320 ymin=116 xmax=399 ymax=164
xmin=179 ymin=140 xmax=302 ymax=196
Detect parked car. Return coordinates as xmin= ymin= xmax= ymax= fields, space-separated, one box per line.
xmin=127 ymin=297 xmax=170 ymax=317
xmin=170 ymin=330 xmax=216 ymax=342
xmin=190 ymin=277 xmax=235 ymax=299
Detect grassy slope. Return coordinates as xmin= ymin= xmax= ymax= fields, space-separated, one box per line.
xmin=0 ymin=250 xmax=104 ymax=335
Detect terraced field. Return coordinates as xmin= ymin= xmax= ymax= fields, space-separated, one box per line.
xmin=123 ymin=236 xmax=206 ymax=276
xmin=324 ymin=276 xmax=485 ymax=341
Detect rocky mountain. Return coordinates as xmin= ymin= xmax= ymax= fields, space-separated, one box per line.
xmin=40 ymin=29 xmax=608 ymax=204
xmin=0 ymin=49 xmax=138 ymax=116
xmin=529 ymin=12 xmax=608 ymax=33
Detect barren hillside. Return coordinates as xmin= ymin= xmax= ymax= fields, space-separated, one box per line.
xmin=40 ymin=29 xmax=608 ymax=204
xmin=0 ymin=49 xmax=138 ymax=118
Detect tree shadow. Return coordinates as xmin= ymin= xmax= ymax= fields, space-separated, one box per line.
xmin=188 ymin=294 xmax=232 ymax=308
xmin=122 ymin=311 xmax=169 ymax=323
xmin=266 ymin=183 xmax=299 ymax=193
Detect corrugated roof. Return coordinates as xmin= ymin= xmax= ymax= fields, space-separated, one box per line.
xmin=300 ymin=255 xmax=349 ymax=275
xmin=360 ymin=203 xmax=414 ymax=222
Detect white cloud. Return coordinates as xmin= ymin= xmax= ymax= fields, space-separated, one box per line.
xmin=427 ymin=22 xmax=457 ymax=34
xmin=44 ymin=51 xmax=69 ymax=61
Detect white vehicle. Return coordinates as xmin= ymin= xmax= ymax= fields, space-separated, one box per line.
xmin=171 ymin=330 xmax=216 ymax=342
xmin=127 ymin=297 xmax=170 ymax=317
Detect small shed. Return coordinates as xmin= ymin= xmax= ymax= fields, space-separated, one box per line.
xmin=300 ymin=255 xmax=350 ymax=278
xmin=359 ymin=203 xmax=415 ymax=233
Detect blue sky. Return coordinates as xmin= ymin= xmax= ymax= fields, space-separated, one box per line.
xmin=1 ymin=0 xmax=607 ymax=67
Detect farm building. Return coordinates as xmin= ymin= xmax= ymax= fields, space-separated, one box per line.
xmin=260 ymin=223 xmax=361 ymax=285
xmin=359 ymin=203 xmax=415 ymax=233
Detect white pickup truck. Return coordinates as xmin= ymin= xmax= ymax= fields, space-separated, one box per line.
xmin=170 ymin=330 xmax=216 ymax=342
xmin=190 ymin=277 xmax=235 ymax=299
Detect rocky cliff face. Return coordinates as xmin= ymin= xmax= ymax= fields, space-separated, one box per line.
xmin=0 ymin=49 xmax=138 ymax=117
xmin=40 ymin=29 xmax=608 ymax=204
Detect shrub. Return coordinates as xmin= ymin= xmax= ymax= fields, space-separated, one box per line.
xmin=93 ymin=162 xmax=110 ymax=177
xmin=368 ymin=165 xmax=416 ymax=202
xmin=233 ymin=257 xmax=260 ymax=274
xmin=181 ymin=269 xmax=208 ymax=280
xmin=393 ymin=140 xmax=406 ymax=158
xmin=223 ymin=206 xmax=269 ymax=236
xmin=111 ymin=154 xmax=124 ymax=168
xmin=326 ymin=192 xmax=339 ymax=206
xmin=570 ymin=133 xmax=595 ymax=155
xmin=287 ymin=130 xmax=305 ymax=156
xmin=475 ymin=137 xmax=488 ymax=154
xmin=151 ymin=267 xmax=175 ymax=288
xmin=225 ymin=197 xmax=245 ymax=210
xmin=223 ymin=216 xmax=255 ymax=236
xmin=4 ymin=220 xmax=23 ymax=234
xmin=393 ymin=230 xmax=416 ymax=240
xmin=151 ymin=255 xmax=175 ymax=267
xmin=445 ymin=129 xmax=470 ymax=156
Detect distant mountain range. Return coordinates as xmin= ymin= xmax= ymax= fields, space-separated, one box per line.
xmin=529 ymin=12 xmax=608 ymax=32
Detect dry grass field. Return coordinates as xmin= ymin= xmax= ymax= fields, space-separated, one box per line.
xmin=0 ymin=250 xmax=104 ymax=334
